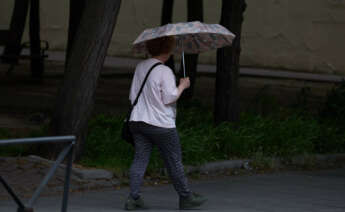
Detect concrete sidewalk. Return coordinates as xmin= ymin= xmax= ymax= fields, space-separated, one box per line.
xmin=1 ymin=168 xmax=345 ymax=212
xmin=2 ymin=47 xmax=343 ymax=82
xmin=47 ymin=51 xmax=344 ymax=83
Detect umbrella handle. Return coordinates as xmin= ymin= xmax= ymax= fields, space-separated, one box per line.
xmin=182 ymin=50 xmax=186 ymax=78
xmin=179 ymin=38 xmax=186 ymax=78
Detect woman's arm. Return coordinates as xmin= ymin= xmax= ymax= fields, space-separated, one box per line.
xmin=162 ymin=77 xmax=190 ymax=105
xmin=160 ymin=65 xmax=191 ymax=105
xmin=176 ymin=77 xmax=190 ymax=99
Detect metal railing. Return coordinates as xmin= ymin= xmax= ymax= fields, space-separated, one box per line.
xmin=0 ymin=136 xmax=76 ymax=212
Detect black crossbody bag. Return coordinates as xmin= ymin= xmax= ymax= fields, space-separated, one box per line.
xmin=121 ymin=62 xmax=162 ymax=145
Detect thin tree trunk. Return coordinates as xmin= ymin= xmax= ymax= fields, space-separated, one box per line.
xmin=2 ymin=0 xmax=29 ymax=64
xmin=179 ymin=0 xmax=203 ymax=99
xmin=214 ymin=0 xmax=246 ymax=124
xmin=51 ymin=0 xmax=122 ymax=160
xmin=161 ymin=0 xmax=175 ymax=73
xmin=29 ymin=0 xmax=43 ymax=78
xmin=66 ymin=0 xmax=86 ymax=65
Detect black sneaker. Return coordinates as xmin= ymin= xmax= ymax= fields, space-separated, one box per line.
xmin=124 ymin=195 xmax=149 ymax=210
xmin=179 ymin=192 xmax=207 ymax=210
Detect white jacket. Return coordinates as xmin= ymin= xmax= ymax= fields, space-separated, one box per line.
xmin=129 ymin=58 xmax=178 ymax=128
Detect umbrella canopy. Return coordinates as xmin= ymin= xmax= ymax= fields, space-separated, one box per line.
xmin=133 ymin=21 xmax=236 ymax=54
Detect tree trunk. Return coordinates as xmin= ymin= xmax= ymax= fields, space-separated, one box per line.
xmin=66 ymin=0 xmax=86 ymax=65
xmin=214 ymin=0 xmax=246 ymax=124
xmin=161 ymin=0 xmax=175 ymax=73
xmin=2 ymin=0 xmax=29 ymax=64
xmin=29 ymin=0 xmax=43 ymax=79
xmin=179 ymin=0 xmax=203 ymax=99
xmin=51 ymin=0 xmax=122 ymax=160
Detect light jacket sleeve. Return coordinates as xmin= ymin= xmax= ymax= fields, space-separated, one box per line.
xmin=160 ymin=67 xmax=179 ymax=105
xmin=129 ymin=71 xmax=137 ymax=104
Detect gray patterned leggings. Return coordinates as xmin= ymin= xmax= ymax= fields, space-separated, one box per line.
xmin=129 ymin=121 xmax=191 ymax=199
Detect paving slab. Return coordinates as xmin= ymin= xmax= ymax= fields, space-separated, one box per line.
xmin=1 ymin=168 xmax=345 ymax=212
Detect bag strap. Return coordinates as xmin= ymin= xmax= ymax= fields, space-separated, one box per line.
xmin=132 ymin=62 xmax=162 ymax=108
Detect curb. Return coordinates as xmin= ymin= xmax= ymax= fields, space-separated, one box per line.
xmin=185 ymin=159 xmax=250 ymax=174
xmin=28 ymin=153 xmax=345 ymax=178
xmin=28 ymin=155 xmax=114 ymax=181
xmin=185 ymin=153 xmax=345 ymax=174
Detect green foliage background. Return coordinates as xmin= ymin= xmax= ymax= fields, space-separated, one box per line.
xmin=80 ymin=104 xmax=345 ymax=174
xmin=1 ymin=82 xmax=345 ymax=175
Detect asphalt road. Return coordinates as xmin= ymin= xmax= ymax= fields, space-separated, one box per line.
xmin=1 ymin=168 xmax=345 ymax=212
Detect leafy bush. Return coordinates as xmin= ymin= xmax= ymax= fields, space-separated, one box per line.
xmin=82 ymin=105 xmax=345 ymax=173
xmin=0 ymin=128 xmax=31 ymax=156
xmin=0 ymin=128 xmax=11 ymax=139
xmin=320 ymin=81 xmax=345 ymax=124
xmin=81 ymin=114 xmax=134 ymax=173
xmin=207 ymin=113 xmax=320 ymax=160
xmin=1 ymin=102 xmax=344 ymax=172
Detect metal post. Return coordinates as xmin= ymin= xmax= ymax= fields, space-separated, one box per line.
xmin=17 ymin=207 xmax=34 ymax=212
xmin=27 ymin=144 xmax=73 ymax=208
xmin=0 ymin=176 xmax=25 ymax=209
xmin=0 ymin=136 xmax=75 ymax=212
xmin=0 ymin=136 xmax=76 ymax=146
xmin=61 ymin=143 xmax=74 ymax=212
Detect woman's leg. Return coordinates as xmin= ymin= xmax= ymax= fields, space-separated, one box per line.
xmin=129 ymin=129 xmax=153 ymax=199
xmin=149 ymin=127 xmax=191 ymax=197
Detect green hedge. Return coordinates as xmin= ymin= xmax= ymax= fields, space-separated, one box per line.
xmin=81 ymin=106 xmax=345 ymax=173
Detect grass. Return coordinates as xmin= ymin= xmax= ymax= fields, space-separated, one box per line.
xmin=79 ymin=103 xmax=345 ymax=175
xmin=1 ymin=82 xmax=345 ymax=175
xmin=0 ymin=126 xmax=48 ymax=157
xmin=1 ymin=107 xmax=344 ymax=175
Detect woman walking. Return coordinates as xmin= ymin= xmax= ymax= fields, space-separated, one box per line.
xmin=125 ymin=36 xmax=207 ymax=210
